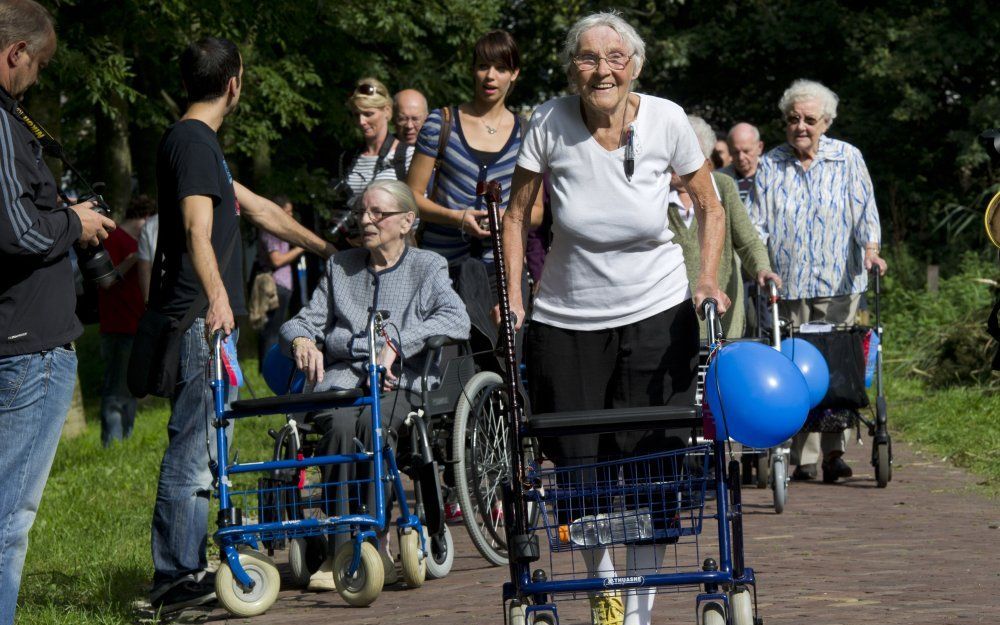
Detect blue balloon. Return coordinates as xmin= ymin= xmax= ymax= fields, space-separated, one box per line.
xmin=704 ymin=341 xmax=810 ymax=448
xmin=262 ymin=344 xmax=305 ymax=395
xmin=780 ymin=337 xmax=830 ymax=409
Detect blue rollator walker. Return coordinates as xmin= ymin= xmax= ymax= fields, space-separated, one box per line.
xmin=208 ymin=310 xmax=426 ymax=617
xmin=479 ymin=180 xmax=760 ymax=625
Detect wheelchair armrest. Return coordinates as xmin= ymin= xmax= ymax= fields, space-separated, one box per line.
xmin=230 ymin=388 xmax=366 ymax=415
xmin=527 ymin=405 xmax=699 ymax=434
xmin=425 ymin=335 xmax=452 ymax=350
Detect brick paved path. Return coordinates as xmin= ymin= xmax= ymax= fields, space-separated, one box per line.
xmin=186 ymin=438 xmax=998 ymax=625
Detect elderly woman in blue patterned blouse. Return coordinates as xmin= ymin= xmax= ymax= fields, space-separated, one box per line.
xmin=749 ymin=79 xmax=887 ymax=484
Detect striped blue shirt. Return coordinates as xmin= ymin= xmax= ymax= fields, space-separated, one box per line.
xmin=749 ymin=136 xmax=881 ymax=300
xmin=414 ymin=107 xmax=521 ymax=264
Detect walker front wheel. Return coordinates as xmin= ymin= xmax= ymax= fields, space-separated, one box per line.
xmin=700 ymin=601 xmax=726 ymax=625
xmin=215 ymin=548 xmax=281 ymax=617
xmin=332 ymin=542 xmax=383 ymax=606
xmin=399 ymin=529 xmax=426 ymax=588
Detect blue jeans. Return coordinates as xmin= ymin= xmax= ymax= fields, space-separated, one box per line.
xmin=100 ymin=333 xmax=137 ymax=446
xmin=150 ymin=319 xmax=236 ymax=593
xmin=0 ymin=347 xmax=77 ymax=625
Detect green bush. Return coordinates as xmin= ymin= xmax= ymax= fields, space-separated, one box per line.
xmin=881 ymin=251 xmax=998 ymax=388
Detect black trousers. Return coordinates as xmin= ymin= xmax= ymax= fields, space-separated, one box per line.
xmin=526 ymin=301 xmax=699 ymax=527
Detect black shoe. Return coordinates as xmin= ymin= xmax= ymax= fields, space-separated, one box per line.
xmin=822 ymin=457 xmax=854 ymax=483
xmin=151 ymin=579 xmax=217 ymax=614
xmin=791 ymin=463 xmax=817 ymax=481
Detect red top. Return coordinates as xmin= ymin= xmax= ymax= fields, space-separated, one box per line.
xmin=98 ymin=227 xmax=145 ymax=335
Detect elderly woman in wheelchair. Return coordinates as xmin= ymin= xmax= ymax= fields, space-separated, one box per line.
xmin=279 ymin=179 xmax=470 ymax=590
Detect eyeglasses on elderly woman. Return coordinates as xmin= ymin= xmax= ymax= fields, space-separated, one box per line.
xmin=785 ymin=114 xmax=823 ymax=127
xmin=572 ymin=52 xmax=632 ymax=71
xmin=350 ymin=207 xmax=408 ymax=223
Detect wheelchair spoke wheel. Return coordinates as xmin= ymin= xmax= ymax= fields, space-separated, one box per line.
xmin=453 ymin=371 xmax=511 ymax=567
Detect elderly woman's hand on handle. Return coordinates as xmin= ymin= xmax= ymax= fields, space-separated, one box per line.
xmin=292 ymin=337 xmax=324 ymax=387
xmin=693 ymin=280 xmax=730 ymax=319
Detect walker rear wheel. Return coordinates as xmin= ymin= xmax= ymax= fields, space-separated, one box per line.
xmin=875 ymin=441 xmax=892 ymax=488
xmin=730 ymin=588 xmax=754 ymax=625
xmin=772 ymin=457 xmax=787 ymax=514
xmin=755 ymin=454 xmax=769 ymax=489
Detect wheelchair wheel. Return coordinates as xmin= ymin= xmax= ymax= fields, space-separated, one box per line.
xmin=423 ymin=525 xmax=455 ymax=579
xmin=215 ymin=547 xmax=281 ymax=617
xmin=453 ymin=371 xmax=510 ymax=567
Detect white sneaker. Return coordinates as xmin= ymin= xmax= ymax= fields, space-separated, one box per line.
xmin=307 ymin=556 xmax=336 ymax=592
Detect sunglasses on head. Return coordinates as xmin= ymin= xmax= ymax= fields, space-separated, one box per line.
xmin=355 ymin=83 xmax=381 ymax=97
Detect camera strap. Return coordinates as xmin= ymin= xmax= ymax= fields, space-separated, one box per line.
xmin=0 ymin=87 xmax=99 ymax=203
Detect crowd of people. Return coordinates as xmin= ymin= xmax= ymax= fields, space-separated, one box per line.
xmin=0 ymin=1 xmax=889 ymax=624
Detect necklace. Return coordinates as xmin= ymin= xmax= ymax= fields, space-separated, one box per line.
xmin=480 ymin=111 xmax=504 ymax=135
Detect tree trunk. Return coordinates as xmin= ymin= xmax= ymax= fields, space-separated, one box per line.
xmin=96 ymin=91 xmax=133 ymax=218
xmin=129 ymin=122 xmax=159 ymax=198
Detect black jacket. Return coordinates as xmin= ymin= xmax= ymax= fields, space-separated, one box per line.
xmin=0 ymin=86 xmax=83 ymax=356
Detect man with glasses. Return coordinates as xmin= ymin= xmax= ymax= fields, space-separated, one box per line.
xmin=385 ymin=89 xmax=427 ymax=181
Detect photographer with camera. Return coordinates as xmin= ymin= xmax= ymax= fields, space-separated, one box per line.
xmin=144 ymin=38 xmax=336 ymax=614
xmin=0 ymin=2 xmax=117 ymax=622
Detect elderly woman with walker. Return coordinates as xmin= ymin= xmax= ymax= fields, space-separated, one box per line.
xmin=500 ymin=11 xmax=730 ymax=625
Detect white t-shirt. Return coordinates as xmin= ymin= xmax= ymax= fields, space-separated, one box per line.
xmin=136 ymin=214 xmax=159 ymax=262
xmin=518 ymin=94 xmax=706 ymax=330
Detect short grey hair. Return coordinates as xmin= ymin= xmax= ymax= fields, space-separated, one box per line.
xmin=563 ymin=11 xmax=646 ymax=78
xmin=778 ymin=79 xmax=839 ymax=122
xmin=0 ymin=0 xmax=54 ymax=55
xmin=365 ymin=179 xmax=419 ymax=218
xmin=687 ymin=115 xmax=716 ymax=160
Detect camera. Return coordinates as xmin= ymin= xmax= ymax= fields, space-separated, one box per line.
xmin=75 ymin=192 xmax=119 ymax=288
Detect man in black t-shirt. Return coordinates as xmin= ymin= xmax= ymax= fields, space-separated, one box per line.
xmin=148 ymin=38 xmax=336 ymax=614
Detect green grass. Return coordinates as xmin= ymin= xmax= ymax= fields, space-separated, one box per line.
xmin=885 ymin=376 xmax=1000 ymax=494
xmin=17 ymin=326 xmax=281 ymax=625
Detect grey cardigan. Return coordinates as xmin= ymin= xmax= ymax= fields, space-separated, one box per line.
xmin=280 ymin=246 xmax=471 ymax=393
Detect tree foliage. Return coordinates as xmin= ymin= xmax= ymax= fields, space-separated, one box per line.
xmin=22 ymin=0 xmax=1000 ymax=263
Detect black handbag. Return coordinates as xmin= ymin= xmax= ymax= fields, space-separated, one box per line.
xmin=127 ymin=231 xmax=238 ymax=398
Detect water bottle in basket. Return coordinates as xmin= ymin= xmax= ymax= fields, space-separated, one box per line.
xmin=560 ymin=508 xmax=653 ymax=546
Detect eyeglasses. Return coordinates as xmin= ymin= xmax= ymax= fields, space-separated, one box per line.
xmin=785 ymin=114 xmax=823 ymax=127
xmin=395 ymin=115 xmax=424 ymax=126
xmin=351 ymin=208 xmax=408 ymax=222
xmin=355 ymin=83 xmax=384 ymax=97
xmin=572 ymin=52 xmax=632 ymax=71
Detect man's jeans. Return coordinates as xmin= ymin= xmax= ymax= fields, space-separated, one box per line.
xmin=0 ymin=347 xmax=77 ymax=625
xmin=100 ymin=333 xmax=137 ymax=446
xmin=150 ymin=319 xmax=235 ymax=594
